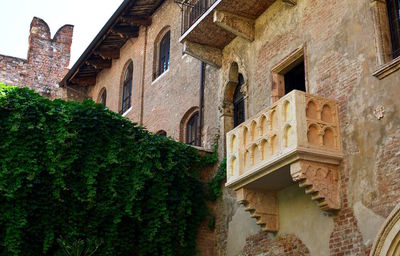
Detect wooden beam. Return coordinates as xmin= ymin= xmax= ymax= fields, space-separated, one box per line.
xmin=111 ymin=27 xmax=139 ymax=39
xmin=94 ymin=49 xmax=120 ymax=59
xmin=282 ymin=0 xmax=296 ymax=6
xmin=119 ymin=16 xmax=152 ymax=26
xmin=70 ymin=76 xmax=96 ymax=86
xmin=86 ymin=57 xmax=112 ymax=69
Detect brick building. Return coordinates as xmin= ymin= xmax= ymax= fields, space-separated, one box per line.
xmin=0 ymin=17 xmax=73 ymax=99
xmin=60 ymin=0 xmax=400 ymax=255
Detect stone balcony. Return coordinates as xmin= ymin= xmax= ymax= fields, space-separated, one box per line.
xmin=179 ymin=0 xmax=297 ymax=67
xmin=225 ymin=90 xmax=343 ymax=232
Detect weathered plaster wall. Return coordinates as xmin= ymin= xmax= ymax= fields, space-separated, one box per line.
xmin=0 ymin=17 xmax=73 ymax=99
xmin=214 ymin=0 xmax=400 ymax=255
xmin=226 ymin=205 xmax=261 ymax=256
xmin=353 ymin=201 xmax=385 ymax=247
xmin=278 ymin=185 xmax=334 ymax=256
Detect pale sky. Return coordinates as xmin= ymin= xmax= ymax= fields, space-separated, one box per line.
xmin=0 ymin=0 xmax=124 ymax=67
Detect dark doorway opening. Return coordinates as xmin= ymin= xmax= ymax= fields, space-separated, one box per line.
xmin=284 ymin=61 xmax=306 ymax=94
xmin=233 ymin=74 xmax=245 ymax=128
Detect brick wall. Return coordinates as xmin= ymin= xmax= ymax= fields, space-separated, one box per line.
xmin=87 ymin=0 xmax=220 ymax=149
xmin=242 ymin=233 xmax=310 ymax=256
xmin=212 ymin=0 xmax=400 ymax=255
xmin=0 ymin=17 xmax=73 ymax=99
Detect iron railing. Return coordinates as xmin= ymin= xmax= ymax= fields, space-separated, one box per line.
xmin=180 ymin=0 xmax=217 ymax=35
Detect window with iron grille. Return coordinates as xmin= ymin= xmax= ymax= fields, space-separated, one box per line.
xmin=121 ymin=62 xmax=133 ymax=114
xmin=189 ymin=0 xmax=207 ymax=27
xmin=233 ymin=74 xmax=245 ymax=128
xmin=159 ymin=31 xmax=170 ymax=76
xmin=387 ymin=0 xmax=400 ymax=58
xmin=186 ymin=112 xmax=200 ymax=146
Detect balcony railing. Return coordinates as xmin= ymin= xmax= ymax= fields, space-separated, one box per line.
xmin=226 ymin=90 xmax=343 ymax=188
xmin=225 ymin=90 xmax=343 ymax=231
xmin=180 ymin=0 xmax=217 ymax=35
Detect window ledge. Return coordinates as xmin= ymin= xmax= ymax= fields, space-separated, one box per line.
xmin=122 ymin=107 xmax=133 ymax=117
xmin=373 ymin=56 xmax=400 ymax=80
xmin=188 ymin=145 xmax=213 ymax=154
xmin=151 ymin=69 xmax=169 ymax=85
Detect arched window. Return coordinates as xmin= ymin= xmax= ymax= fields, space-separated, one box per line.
xmin=98 ymin=87 xmax=107 ymax=106
xmin=233 ymin=74 xmax=245 ymax=127
xmin=186 ymin=112 xmax=200 ymax=146
xmin=158 ymin=31 xmax=170 ymax=77
xmin=121 ymin=61 xmax=133 ymax=114
xmin=387 ymin=0 xmax=400 ymax=58
xmin=156 ymin=130 xmax=167 ymax=136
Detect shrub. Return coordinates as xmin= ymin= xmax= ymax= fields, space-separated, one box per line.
xmin=0 ymin=85 xmax=209 ymax=255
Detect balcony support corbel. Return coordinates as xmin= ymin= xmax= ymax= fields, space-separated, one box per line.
xmin=236 ymin=188 xmax=279 ymax=232
xmin=213 ymin=11 xmax=255 ymax=42
xmin=282 ymin=0 xmax=297 ymax=6
xmin=183 ymin=41 xmax=222 ymax=68
xmin=290 ymin=160 xmax=340 ymax=211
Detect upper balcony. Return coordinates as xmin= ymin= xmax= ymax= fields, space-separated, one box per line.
xmin=178 ymin=0 xmax=297 ymax=67
xmin=225 ymin=90 xmax=343 ymax=232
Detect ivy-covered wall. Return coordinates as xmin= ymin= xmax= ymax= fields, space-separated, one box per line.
xmin=0 ymin=85 xmax=215 ymax=256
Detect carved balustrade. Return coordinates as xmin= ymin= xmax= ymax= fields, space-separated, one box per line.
xmin=226 ymin=90 xmax=343 ymax=232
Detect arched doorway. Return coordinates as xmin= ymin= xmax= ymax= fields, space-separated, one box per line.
xmin=371 ymin=204 xmax=400 ymax=256
xmin=220 ymin=61 xmax=248 ymax=152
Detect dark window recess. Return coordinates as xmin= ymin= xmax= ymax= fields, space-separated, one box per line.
xmin=121 ymin=62 xmax=133 ymax=114
xmin=186 ymin=112 xmax=200 ymax=146
xmin=284 ymin=61 xmax=306 ymax=94
xmin=156 ymin=130 xmax=167 ymax=136
xmin=233 ymin=74 xmax=245 ymax=128
xmin=158 ymin=31 xmax=170 ymax=77
xmin=99 ymin=89 xmax=107 ymax=106
xmin=387 ymin=0 xmax=400 ymax=58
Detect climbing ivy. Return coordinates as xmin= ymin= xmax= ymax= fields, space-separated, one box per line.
xmin=200 ymin=137 xmax=219 ymax=167
xmin=206 ymin=158 xmax=227 ymax=201
xmin=0 ymin=85 xmax=211 ymax=256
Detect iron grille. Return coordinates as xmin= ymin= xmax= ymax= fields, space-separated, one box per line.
xmin=180 ymin=0 xmax=217 ymax=35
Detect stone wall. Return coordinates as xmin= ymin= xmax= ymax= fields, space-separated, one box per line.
xmin=212 ymin=0 xmax=400 ymax=255
xmin=0 ymin=17 xmax=73 ymax=99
